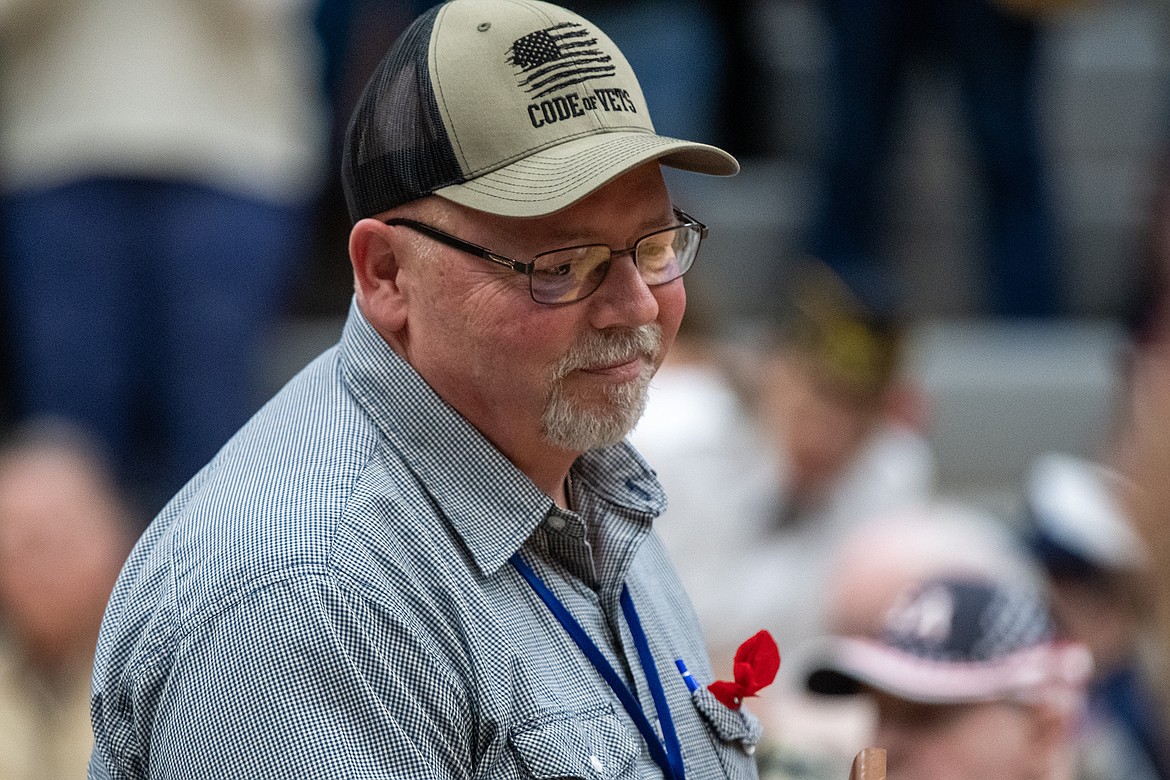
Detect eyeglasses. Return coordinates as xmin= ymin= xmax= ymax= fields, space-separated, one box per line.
xmin=384 ymin=208 xmax=707 ymax=305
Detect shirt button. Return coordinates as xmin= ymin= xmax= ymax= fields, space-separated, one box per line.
xmin=546 ymin=515 xmax=567 ymax=531
xmin=589 ymin=755 xmax=604 ymax=772
xmin=743 ymin=743 xmax=756 ymax=756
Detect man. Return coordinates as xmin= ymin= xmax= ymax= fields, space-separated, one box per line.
xmin=1024 ymin=453 xmax=1167 ymax=779
xmin=89 ymin=0 xmax=755 ymax=777
xmin=0 ymin=425 xmax=133 ymax=778
xmin=806 ymin=575 xmax=1092 ymax=780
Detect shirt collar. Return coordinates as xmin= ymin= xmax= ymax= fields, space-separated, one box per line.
xmin=337 ymin=301 xmax=666 ymax=577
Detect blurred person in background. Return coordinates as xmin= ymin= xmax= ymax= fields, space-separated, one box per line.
xmin=0 ymin=0 xmax=329 ymax=515
xmin=756 ymin=261 xmax=932 ymax=531
xmin=1125 ymin=336 xmax=1170 ymax=773
xmin=1120 ymin=87 xmax=1170 ymax=752
xmin=816 ymin=500 xmax=1036 ymax=644
xmin=0 ymin=423 xmax=133 ymax=779
xmin=806 ymin=0 xmax=1063 ymax=317
xmin=805 ymin=574 xmax=1092 ymax=780
xmin=1023 ymin=452 xmax=1170 ymax=778
xmin=630 ymin=259 xmax=935 ymax=682
xmin=754 ymin=498 xmax=1038 ymax=779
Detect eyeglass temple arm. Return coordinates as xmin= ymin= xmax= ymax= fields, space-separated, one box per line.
xmin=383 ymin=218 xmax=533 ymax=273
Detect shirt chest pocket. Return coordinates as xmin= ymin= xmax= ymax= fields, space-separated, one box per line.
xmin=509 ymin=706 xmax=640 ymax=779
xmin=689 ymin=687 xmax=762 ymax=780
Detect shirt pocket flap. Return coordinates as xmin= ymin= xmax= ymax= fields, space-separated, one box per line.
xmin=509 ymin=707 xmax=640 ymax=779
xmin=690 ymin=687 xmax=763 ymax=751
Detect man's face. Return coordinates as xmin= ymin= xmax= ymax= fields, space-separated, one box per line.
xmin=760 ymin=351 xmax=881 ymax=498
xmin=872 ymin=692 xmax=1050 ymax=780
xmin=385 ymin=163 xmax=684 ymax=457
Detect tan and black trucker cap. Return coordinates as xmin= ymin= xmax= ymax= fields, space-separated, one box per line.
xmin=342 ymin=0 xmax=739 ymax=221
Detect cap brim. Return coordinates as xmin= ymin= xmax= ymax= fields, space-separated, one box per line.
xmin=804 ymin=637 xmax=1057 ymax=705
xmin=434 ymin=130 xmax=739 ymax=218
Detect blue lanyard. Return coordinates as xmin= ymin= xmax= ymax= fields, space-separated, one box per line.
xmin=510 ymin=554 xmax=686 ymax=780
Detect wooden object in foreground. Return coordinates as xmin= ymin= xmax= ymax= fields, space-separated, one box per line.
xmin=849 ymin=747 xmax=886 ymax=780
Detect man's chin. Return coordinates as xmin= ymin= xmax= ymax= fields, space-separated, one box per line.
xmin=542 ymin=391 xmax=648 ymax=453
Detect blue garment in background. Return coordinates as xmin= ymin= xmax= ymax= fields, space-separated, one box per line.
xmin=569 ymin=0 xmax=725 ymax=147
xmin=2 ymin=178 xmax=309 ymax=510
xmin=809 ymin=0 xmax=1060 ymax=317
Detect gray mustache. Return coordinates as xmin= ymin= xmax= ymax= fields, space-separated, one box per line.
xmin=553 ymin=324 xmax=662 ymax=379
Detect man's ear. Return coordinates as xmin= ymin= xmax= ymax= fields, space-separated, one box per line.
xmin=350 ymin=218 xmax=408 ymax=333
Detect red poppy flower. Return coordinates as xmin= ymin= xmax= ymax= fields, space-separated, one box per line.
xmin=707 ymin=630 xmax=780 ymax=710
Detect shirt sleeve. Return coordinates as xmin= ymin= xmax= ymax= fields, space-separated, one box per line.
xmin=138 ymin=574 xmax=473 ymax=779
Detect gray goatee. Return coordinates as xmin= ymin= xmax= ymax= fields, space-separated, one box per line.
xmin=542 ymin=324 xmax=662 ymax=452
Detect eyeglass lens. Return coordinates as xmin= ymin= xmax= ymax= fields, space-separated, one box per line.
xmin=530 ymin=224 xmax=702 ymax=304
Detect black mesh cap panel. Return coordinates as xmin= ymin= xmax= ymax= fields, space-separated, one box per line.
xmin=342 ymin=6 xmax=465 ymax=221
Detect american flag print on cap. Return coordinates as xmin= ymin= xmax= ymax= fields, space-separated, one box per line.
xmin=507 ymin=22 xmax=616 ymax=98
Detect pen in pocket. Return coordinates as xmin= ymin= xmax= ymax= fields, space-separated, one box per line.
xmin=675 ymin=658 xmax=699 ymax=693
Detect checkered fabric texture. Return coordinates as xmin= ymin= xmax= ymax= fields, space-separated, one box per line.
xmin=883 ymin=577 xmax=1053 ymax=664
xmin=89 ymin=301 xmax=761 ymax=779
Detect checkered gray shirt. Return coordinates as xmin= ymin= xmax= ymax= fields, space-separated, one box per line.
xmin=89 ymin=302 xmax=761 ymax=779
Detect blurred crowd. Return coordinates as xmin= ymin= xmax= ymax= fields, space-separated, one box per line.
xmin=633 ymin=275 xmax=1170 ymax=776
xmin=1 ymin=0 xmax=1170 ymax=777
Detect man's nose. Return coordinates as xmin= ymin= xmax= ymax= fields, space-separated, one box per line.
xmin=587 ymin=251 xmax=660 ymax=328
